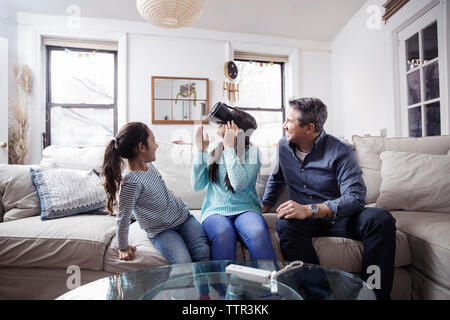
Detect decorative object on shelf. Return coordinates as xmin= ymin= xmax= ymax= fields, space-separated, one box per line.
xmin=136 ymin=0 xmax=204 ymax=29
xmin=222 ymin=61 xmax=239 ymax=103
xmin=152 ymin=76 xmax=209 ymax=124
xmin=175 ymin=82 xmax=197 ymax=106
xmin=9 ymin=63 xmax=33 ymax=164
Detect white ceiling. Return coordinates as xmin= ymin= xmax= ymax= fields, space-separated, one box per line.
xmin=1 ymin=0 xmax=367 ymax=41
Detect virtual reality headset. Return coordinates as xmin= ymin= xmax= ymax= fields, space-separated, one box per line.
xmin=207 ymin=102 xmax=257 ymax=132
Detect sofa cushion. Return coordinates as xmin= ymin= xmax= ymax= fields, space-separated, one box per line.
xmin=262 ymin=213 xmax=410 ymax=271
xmin=40 ymin=145 xmax=105 ymax=171
xmin=103 ymin=221 xmax=169 ymax=273
xmin=30 ymin=167 xmax=107 ymax=220
xmin=0 ymin=164 xmax=41 ymax=222
xmin=377 ymin=152 xmax=450 ymax=213
xmin=391 ymin=211 xmax=450 ymax=289
xmin=257 ymin=213 xmax=411 ymax=273
xmin=153 ymin=141 xmax=206 ymax=210
xmin=0 ymin=215 xmax=116 ymax=270
xmin=352 ymin=135 xmax=450 ymax=204
xmin=312 ymin=231 xmax=411 ymax=273
xmin=104 ymin=210 xmax=245 ymax=273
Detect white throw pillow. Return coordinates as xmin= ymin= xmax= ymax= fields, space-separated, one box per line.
xmin=377 ymin=151 xmax=450 ymax=213
xmin=353 ymin=135 xmax=450 ymax=205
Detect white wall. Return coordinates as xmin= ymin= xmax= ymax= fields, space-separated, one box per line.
xmin=127 ymin=34 xmax=226 ymax=142
xmin=0 ymin=5 xmax=18 ymax=120
xmin=331 ymin=0 xmax=448 ymax=139
xmin=331 ymin=0 xmax=396 ymax=139
xmin=13 ymin=12 xmax=332 ymax=164
xmin=298 ymin=50 xmax=332 ymax=132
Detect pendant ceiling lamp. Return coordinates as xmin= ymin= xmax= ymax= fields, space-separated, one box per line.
xmin=136 ymin=0 xmax=204 ymax=29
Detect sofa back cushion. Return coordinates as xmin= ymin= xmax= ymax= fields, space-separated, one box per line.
xmin=40 ymin=145 xmax=105 ymax=171
xmin=377 ymin=151 xmax=450 ymax=213
xmin=36 ymin=142 xmax=281 ymax=211
xmin=352 ymin=135 xmax=450 ymax=204
xmin=0 ymin=164 xmax=41 ymax=222
xmin=153 ymin=141 xmax=206 ymax=210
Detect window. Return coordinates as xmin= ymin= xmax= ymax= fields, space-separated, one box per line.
xmin=45 ymin=43 xmax=117 ymax=147
xmin=234 ymin=52 xmax=286 ymax=146
xmin=398 ymin=5 xmax=446 ymax=137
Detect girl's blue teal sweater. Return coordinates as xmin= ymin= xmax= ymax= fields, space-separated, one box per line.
xmin=191 ymin=145 xmax=262 ymax=223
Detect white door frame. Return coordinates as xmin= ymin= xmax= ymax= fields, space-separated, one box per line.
xmin=0 ymin=37 xmax=8 ymax=164
xmin=396 ymin=3 xmax=448 ymax=137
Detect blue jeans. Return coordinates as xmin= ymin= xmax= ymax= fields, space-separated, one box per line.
xmin=202 ymin=211 xmax=277 ymax=262
xmin=151 ymin=214 xmax=211 ymax=296
xmin=151 ymin=214 xmax=210 ymax=264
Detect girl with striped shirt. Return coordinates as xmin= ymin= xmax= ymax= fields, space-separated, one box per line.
xmin=102 ymin=122 xmax=210 ymax=267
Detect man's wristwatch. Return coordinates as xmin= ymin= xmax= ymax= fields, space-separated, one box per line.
xmin=309 ymin=204 xmax=319 ymax=219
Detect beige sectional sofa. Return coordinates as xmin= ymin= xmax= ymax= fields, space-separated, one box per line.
xmin=0 ymin=135 xmax=449 ymax=300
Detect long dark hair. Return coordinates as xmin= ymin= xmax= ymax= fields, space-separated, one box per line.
xmin=102 ymin=122 xmax=150 ymax=214
xmin=208 ymin=108 xmax=257 ymax=193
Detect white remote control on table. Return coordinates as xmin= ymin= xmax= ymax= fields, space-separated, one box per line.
xmin=225 ymin=264 xmax=273 ymax=284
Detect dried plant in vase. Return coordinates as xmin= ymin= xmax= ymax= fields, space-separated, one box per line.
xmin=8 ymin=63 xmax=33 ymax=164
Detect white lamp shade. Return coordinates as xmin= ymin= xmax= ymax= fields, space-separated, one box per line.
xmin=137 ymin=0 xmax=204 ymax=29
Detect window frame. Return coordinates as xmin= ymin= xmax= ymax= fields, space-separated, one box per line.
xmin=233 ymin=58 xmax=286 ymax=137
xmin=396 ymin=4 xmax=448 ymax=137
xmin=44 ymin=45 xmax=118 ymax=147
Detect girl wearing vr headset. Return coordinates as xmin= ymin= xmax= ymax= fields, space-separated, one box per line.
xmin=192 ymin=108 xmax=276 ymax=263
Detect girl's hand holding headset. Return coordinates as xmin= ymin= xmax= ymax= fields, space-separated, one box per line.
xmin=195 ymin=126 xmax=210 ymax=152
xmin=118 ymin=245 xmax=137 ymax=261
xmin=223 ymin=120 xmax=239 ymax=149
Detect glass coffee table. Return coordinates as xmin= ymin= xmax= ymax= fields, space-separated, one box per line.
xmin=57 ymin=260 xmax=376 ymax=300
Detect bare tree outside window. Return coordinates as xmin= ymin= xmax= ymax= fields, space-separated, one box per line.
xmin=234 ymin=59 xmax=285 ymax=147
xmin=45 ymin=46 xmax=117 ymax=147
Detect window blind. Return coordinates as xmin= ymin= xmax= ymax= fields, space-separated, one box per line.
xmin=234 ymin=51 xmax=288 ymax=63
xmin=42 ymin=38 xmax=118 ymax=51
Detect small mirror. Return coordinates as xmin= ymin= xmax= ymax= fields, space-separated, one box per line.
xmin=152 ymin=76 xmax=209 ymax=124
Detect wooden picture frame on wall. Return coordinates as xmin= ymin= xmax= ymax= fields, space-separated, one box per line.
xmin=152 ymin=76 xmax=209 ymax=124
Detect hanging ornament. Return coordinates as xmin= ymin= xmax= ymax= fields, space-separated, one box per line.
xmin=270 ymin=61 xmax=274 ymax=66
xmin=260 ymin=63 xmax=263 ymax=67
xmin=224 ymin=61 xmax=238 ymax=80
xmin=91 ymin=50 xmax=96 ymax=56
xmin=249 ymin=60 xmax=253 ymax=64
xmin=222 ymin=60 xmax=239 ymax=103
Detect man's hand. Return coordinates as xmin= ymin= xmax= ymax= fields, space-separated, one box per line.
xmin=262 ymin=205 xmax=272 ymax=214
xmin=118 ymin=245 xmax=136 ymax=261
xmin=276 ymin=200 xmax=312 ymax=220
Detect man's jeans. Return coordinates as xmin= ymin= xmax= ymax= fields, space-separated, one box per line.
xmin=276 ymin=207 xmax=397 ymax=300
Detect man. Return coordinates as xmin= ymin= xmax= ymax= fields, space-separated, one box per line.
xmin=262 ymin=98 xmax=396 ymax=300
